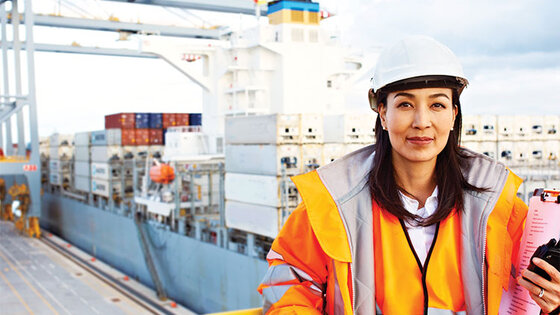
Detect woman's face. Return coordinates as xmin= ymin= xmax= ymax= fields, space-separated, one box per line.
xmin=379 ymin=87 xmax=457 ymax=165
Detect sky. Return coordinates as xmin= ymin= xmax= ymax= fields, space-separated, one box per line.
xmin=3 ymin=0 xmax=560 ymax=137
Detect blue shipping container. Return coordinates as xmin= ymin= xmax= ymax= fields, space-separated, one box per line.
xmin=189 ymin=113 xmax=202 ymax=126
xmin=135 ymin=113 xmax=150 ymax=129
xmin=149 ymin=113 xmax=163 ymax=129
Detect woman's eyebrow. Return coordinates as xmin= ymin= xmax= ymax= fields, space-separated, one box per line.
xmin=429 ymin=93 xmax=450 ymax=100
xmin=394 ymin=92 xmax=415 ymax=99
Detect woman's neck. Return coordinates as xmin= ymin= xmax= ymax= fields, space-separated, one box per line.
xmin=392 ymin=154 xmax=437 ymax=207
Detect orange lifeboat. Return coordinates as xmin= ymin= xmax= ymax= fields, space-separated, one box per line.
xmin=149 ymin=163 xmax=175 ymax=184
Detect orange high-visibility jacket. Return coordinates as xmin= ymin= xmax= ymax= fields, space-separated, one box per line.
xmin=258 ymin=145 xmax=528 ymax=314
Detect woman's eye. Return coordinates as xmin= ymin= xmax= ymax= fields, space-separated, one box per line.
xmin=432 ymin=103 xmax=446 ymax=109
xmin=397 ymin=102 xmax=412 ymax=108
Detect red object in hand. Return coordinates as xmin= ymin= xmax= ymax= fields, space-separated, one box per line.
xmin=150 ymin=164 xmax=175 ymax=184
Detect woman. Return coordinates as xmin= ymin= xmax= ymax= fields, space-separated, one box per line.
xmin=258 ymin=36 xmax=560 ymax=314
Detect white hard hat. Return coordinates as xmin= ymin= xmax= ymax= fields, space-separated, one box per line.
xmin=369 ymin=36 xmax=468 ymax=111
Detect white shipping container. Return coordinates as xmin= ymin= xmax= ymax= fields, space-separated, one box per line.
xmin=49 ymin=133 xmax=73 ymax=146
xmin=91 ymin=179 xmax=123 ymax=198
xmin=91 ymin=129 xmax=122 ymax=146
xmin=225 ymin=144 xmax=301 ymax=176
xmin=323 ymin=113 xmax=376 ymax=144
xmin=514 ymin=116 xmax=530 ymax=141
xmin=301 ymin=144 xmax=323 ymax=172
xmin=498 ymin=141 xmax=515 ymax=164
xmin=225 ymin=200 xmax=281 ymax=239
xmin=49 ymin=146 xmax=73 ymax=160
xmin=90 ymin=146 xmax=122 ymax=162
xmin=462 ymin=115 xmax=480 ymax=142
xmin=74 ymin=161 xmax=90 ymax=177
xmin=462 ymin=141 xmax=480 ymax=153
xmin=300 ymin=114 xmax=324 ymax=144
xmin=74 ymin=146 xmax=90 ymax=161
xmin=74 ymin=132 xmax=91 ymax=146
xmin=497 ymin=116 xmax=515 ymax=140
xmin=529 ymin=141 xmax=544 ymax=164
xmin=543 ymin=115 xmax=560 ymax=140
xmin=479 ymin=115 xmax=497 ymax=141
xmin=49 ymin=159 xmax=71 ymax=173
xmin=528 ymin=116 xmax=545 ymax=141
xmin=323 ymin=143 xmax=346 ymax=164
xmin=164 ymin=132 xmax=205 ymax=159
xmin=479 ymin=142 xmax=498 ymax=160
xmin=74 ymin=175 xmax=90 ymax=192
xmin=49 ymin=173 xmax=70 ymax=186
xmin=225 ymin=114 xmax=300 ymax=144
xmin=225 ymin=173 xmax=298 ymax=208
xmin=344 ymin=143 xmax=365 ymax=155
xmin=91 ymin=162 xmax=119 ymax=180
xmin=513 ymin=142 xmax=530 ymax=164
xmin=543 ymin=140 xmax=559 ymax=163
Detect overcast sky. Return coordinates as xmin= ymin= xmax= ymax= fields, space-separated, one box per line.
xmin=6 ymin=0 xmax=560 ymax=136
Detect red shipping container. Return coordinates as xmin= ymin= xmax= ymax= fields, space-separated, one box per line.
xmin=105 ymin=113 xmax=135 ymax=129
xmin=176 ymin=113 xmax=189 ymax=126
xmin=135 ymin=129 xmax=150 ymax=146
xmin=149 ymin=129 xmax=163 ymax=145
xmin=121 ymin=129 xmax=136 ymax=146
xmin=162 ymin=113 xmax=177 ymax=128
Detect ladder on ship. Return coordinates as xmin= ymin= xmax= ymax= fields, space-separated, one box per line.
xmin=134 ymin=211 xmax=167 ymax=301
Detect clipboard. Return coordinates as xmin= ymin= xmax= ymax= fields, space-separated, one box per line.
xmin=499 ymin=189 xmax=560 ymax=314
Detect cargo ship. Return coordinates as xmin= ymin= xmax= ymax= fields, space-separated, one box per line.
xmin=2 ymin=1 xmax=560 ymax=314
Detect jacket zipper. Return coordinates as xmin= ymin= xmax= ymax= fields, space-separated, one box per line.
xmin=399 ymin=219 xmax=440 ymax=315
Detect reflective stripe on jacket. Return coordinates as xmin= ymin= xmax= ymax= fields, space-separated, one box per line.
xmin=258 ymin=145 xmax=528 ymax=314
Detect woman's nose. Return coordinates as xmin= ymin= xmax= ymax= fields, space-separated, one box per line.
xmin=412 ymin=106 xmax=431 ymax=129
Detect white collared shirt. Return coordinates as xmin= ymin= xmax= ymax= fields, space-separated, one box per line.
xmin=398 ymin=186 xmax=439 ymax=266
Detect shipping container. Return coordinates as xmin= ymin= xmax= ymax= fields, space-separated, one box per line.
xmin=91 ymin=129 xmax=122 ymax=146
xmin=479 ymin=115 xmax=498 ymax=141
xmin=543 ymin=115 xmax=560 ymax=140
xmin=461 ymin=141 xmax=480 ymax=153
xmin=323 ymin=113 xmax=376 ymax=144
xmin=323 ymin=143 xmax=346 ymax=164
xmin=49 ymin=133 xmax=74 ymax=146
xmin=163 ymin=113 xmax=177 ymax=128
xmin=300 ymin=114 xmax=323 ymax=144
xmin=497 ymin=116 xmax=515 ymax=140
xmin=49 ymin=159 xmax=71 ymax=173
xmin=225 ymin=144 xmax=300 ymax=176
xmin=189 ymin=113 xmax=202 ymax=126
xmin=74 ymin=132 xmax=91 ymax=146
xmin=498 ymin=141 xmax=515 ymax=164
xmin=176 ymin=113 xmax=189 ymax=126
xmin=164 ymin=131 xmax=205 ymax=159
xmin=225 ymin=114 xmax=300 ymax=145
xmin=513 ymin=142 xmax=531 ymax=164
xmin=122 ymin=129 xmax=135 ymax=146
xmin=74 ymin=175 xmax=90 ymax=192
xmin=301 ymin=144 xmax=323 ymax=172
xmin=514 ymin=116 xmax=531 ymax=141
xmin=225 ymin=173 xmax=298 ymax=208
xmin=48 ymin=146 xmax=73 ymax=160
xmin=74 ymin=161 xmax=90 ymax=177
xmin=462 ymin=115 xmax=480 ymax=141
xmin=528 ymin=116 xmax=544 ymax=141
xmin=543 ymin=140 xmax=559 ymax=164
xmin=479 ymin=141 xmax=498 ymax=160
xmin=149 ymin=129 xmax=163 ymax=145
xmin=149 ymin=113 xmax=163 ymax=129
xmin=74 ymin=146 xmax=90 ymax=162
xmin=91 ymin=162 xmax=120 ymax=180
xmin=530 ymin=141 xmax=544 ymax=165
xmin=90 ymin=146 xmax=123 ymax=162
xmin=49 ymin=173 xmax=70 ymax=186
xmin=225 ymin=200 xmax=282 ymax=239
xmin=105 ymin=113 xmax=135 ymax=129
xmin=135 ymin=113 xmax=150 ymax=129
xmin=135 ymin=129 xmax=150 ymax=146
xmin=91 ymin=179 xmax=130 ymax=198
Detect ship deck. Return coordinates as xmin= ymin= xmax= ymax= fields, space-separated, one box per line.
xmin=0 ymin=220 xmax=195 ymax=315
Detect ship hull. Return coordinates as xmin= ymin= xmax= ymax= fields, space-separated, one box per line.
xmin=41 ymin=193 xmax=268 ymax=313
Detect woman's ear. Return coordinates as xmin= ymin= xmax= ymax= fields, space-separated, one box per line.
xmin=378 ymin=103 xmax=387 ymax=129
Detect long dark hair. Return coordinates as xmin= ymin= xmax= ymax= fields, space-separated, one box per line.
xmin=368 ymin=88 xmax=488 ymax=226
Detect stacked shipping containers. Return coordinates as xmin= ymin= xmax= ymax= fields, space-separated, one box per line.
xmin=48 ymin=133 xmax=73 ymax=188
xmin=73 ymin=132 xmax=91 ymax=192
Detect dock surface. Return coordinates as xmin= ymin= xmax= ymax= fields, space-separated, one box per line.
xmin=0 ymin=220 xmax=194 ymax=315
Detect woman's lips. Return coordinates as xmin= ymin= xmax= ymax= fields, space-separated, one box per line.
xmin=407 ymin=137 xmax=434 ymax=145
